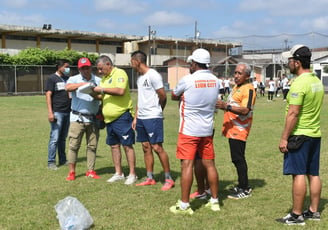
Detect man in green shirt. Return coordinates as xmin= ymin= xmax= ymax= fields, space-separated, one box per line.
xmin=277 ymin=45 xmax=324 ymax=225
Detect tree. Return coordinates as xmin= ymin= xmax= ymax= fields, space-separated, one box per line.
xmin=0 ymin=48 xmax=99 ymax=66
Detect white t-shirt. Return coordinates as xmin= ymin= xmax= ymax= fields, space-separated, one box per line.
xmin=173 ymin=70 xmax=220 ymax=137
xmin=252 ymin=80 xmax=258 ymax=89
xmin=218 ymin=78 xmax=224 ymax=89
xmin=268 ymin=80 xmax=275 ymax=92
xmin=223 ymin=79 xmax=230 ymax=88
xmin=282 ymin=77 xmax=290 ymax=90
xmin=137 ymin=68 xmax=164 ymax=119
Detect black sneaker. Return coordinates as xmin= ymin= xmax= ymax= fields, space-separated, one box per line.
xmin=303 ymin=209 xmax=320 ymax=221
xmin=277 ymin=213 xmax=305 ymax=225
xmin=227 ymin=187 xmax=252 ymax=200
xmin=228 ymin=185 xmax=240 ymax=193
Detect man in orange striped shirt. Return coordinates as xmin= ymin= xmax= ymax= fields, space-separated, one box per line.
xmin=216 ymin=62 xmax=256 ymax=200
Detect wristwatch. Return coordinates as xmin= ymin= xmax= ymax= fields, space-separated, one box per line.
xmin=226 ymin=104 xmax=232 ymax=111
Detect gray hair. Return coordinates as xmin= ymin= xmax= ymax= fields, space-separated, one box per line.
xmin=96 ymin=55 xmax=113 ymax=66
xmin=238 ymin=62 xmax=252 ymax=76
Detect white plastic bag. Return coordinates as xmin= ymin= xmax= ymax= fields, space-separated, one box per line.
xmin=54 ymin=196 xmax=93 ymax=230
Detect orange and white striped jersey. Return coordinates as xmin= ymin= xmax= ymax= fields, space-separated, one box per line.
xmin=222 ymin=83 xmax=256 ymax=141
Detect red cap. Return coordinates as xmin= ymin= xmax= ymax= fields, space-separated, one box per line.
xmin=78 ymin=57 xmax=92 ymax=68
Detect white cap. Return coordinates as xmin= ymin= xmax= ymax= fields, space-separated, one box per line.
xmin=282 ymin=44 xmax=311 ymax=59
xmin=187 ymin=48 xmax=210 ymax=64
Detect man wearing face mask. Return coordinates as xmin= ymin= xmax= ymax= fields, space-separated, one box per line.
xmin=45 ymin=59 xmax=71 ymax=170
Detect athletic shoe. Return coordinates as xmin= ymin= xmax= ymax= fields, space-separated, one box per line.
xmin=205 ymin=188 xmax=212 ymax=196
xmin=227 ymin=187 xmax=252 ymax=200
xmin=228 ymin=185 xmax=240 ymax=193
xmin=107 ymin=173 xmax=125 ymax=183
xmin=136 ymin=178 xmax=156 ymax=186
xmin=66 ymin=171 xmax=75 ymax=181
xmin=85 ymin=170 xmax=100 ymax=179
xmin=303 ymin=209 xmax=320 ymax=221
xmin=190 ymin=191 xmax=207 ymax=200
xmin=169 ymin=201 xmax=194 ymax=215
xmin=161 ymin=179 xmax=175 ymax=191
xmin=277 ymin=213 xmax=305 ymax=225
xmin=48 ymin=163 xmax=58 ymax=170
xmin=205 ymin=201 xmax=220 ymax=212
xmin=124 ymin=174 xmax=138 ymax=185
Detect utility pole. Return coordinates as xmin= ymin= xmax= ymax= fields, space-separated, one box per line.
xmin=148 ymin=25 xmax=151 ymax=66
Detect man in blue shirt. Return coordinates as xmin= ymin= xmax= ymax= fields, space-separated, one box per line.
xmin=65 ymin=57 xmax=102 ymax=181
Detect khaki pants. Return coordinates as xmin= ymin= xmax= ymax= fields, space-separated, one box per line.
xmin=68 ymin=122 xmax=99 ymax=170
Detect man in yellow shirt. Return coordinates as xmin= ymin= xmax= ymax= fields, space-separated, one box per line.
xmin=93 ymin=55 xmax=137 ymax=185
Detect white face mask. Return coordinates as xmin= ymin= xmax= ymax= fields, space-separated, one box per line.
xmin=63 ymin=67 xmax=70 ymax=75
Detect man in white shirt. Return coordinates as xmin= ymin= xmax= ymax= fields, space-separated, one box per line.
xmin=130 ymin=50 xmax=174 ymax=191
xmin=170 ymin=48 xmax=220 ymax=215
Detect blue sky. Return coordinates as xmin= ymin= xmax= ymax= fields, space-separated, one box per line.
xmin=1 ymin=0 xmax=328 ymax=49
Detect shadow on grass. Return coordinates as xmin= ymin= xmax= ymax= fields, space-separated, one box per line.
xmin=190 ymin=178 xmax=266 ymax=211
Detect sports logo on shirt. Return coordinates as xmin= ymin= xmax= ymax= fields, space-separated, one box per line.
xmin=143 ymin=79 xmax=150 ymax=87
xmin=118 ymin=77 xmax=125 ymax=83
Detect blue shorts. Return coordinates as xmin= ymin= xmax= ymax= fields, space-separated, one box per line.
xmin=106 ymin=111 xmax=135 ymax=146
xmin=283 ymin=137 xmax=321 ymax=176
xmin=136 ymin=118 xmax=163 ymax=144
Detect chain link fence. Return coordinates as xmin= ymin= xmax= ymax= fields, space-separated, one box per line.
xmin=1 ymin=62 xmax=325 ymax=95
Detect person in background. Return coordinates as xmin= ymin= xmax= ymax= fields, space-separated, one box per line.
xmin=277 ymin=45 xmax=324 ymax=225
xmin=282 ymin=74 xmax=290 ymax=101
xmin=130 ymin=50 xmax=174 ymax=191
xmin=252 ymin=78 xmax=258 ymax=96
xmin=45 ymin=59 xmax=71 ymax=170
xmin=170 ymin=48 xmax=220 ymax=215
xmin=93 ymin=55 xmax=138 ymax=185
xmin=223 ymin=77 xmax=231 ymax=96
xmin=268 ymin=77 xmax=275 ymax=101
xmin=216 ymin=62 xmax=256 ymax=200
xmin=65 ymin=57 xmax=101 ymax=181
xmin=275 ymin=77 xmax=282 ymax=97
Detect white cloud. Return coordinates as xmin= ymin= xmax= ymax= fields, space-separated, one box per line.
xmin=239 ymin=0 xmax=328 ymax=16
xmin=0 ymin=11 xmax=44 ymax=26
xmin=2 ymin=0 xmax=28 ymax=8
xmin=303 ymin=16 xmax=328 ymax=31
xmin=94 ymin=0 xmax=148 ymax=14
xmin=144 ymin=11 xmax=193 ymax=27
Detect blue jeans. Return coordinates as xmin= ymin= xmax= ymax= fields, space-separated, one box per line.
xmin=48 ymin=112 xmax=70 ymax=165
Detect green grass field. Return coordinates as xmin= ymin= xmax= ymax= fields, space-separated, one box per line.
xmin=0 ymin=93 xmax=327 ymax=229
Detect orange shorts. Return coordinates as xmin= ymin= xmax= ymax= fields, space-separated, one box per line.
xmin=176 ymin=133 xmax=215 ymax=160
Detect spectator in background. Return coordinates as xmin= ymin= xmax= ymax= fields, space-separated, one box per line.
xmin=282 ymin=74 xmax=290 ymax=101
xmin=268 ymin=78 xmax=275 ymax=101
xmin=223 ymin=77 xmax=231 ymax=96
xmin=45 ymin=59 xmax=71 ymax=170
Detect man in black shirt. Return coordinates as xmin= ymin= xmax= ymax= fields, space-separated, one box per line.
xmin=45 ymin=59 xmax=71 ymax=170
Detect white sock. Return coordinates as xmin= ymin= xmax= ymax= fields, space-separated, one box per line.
xmin=179 ymin=200 xmax=190 ymax=210
xmin=210 ymin=197 xmax=218 ymax=204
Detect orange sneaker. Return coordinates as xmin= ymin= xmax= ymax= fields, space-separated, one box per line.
xmin=66 ymin=171 xmax=75 ymax=181
xmin=161 ymin=179 xmax=175 ymax=191
xmin=136 ymin=178 xmax=156 ymax=186
xmin=86 ymin=170 xmax=100 ymax=179
xmin=190 ymin=190 xmax=207 ymax=199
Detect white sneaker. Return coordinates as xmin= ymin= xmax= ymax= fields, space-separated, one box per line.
xmin=124 ymin=174 xmax=138 ymax=185
xmin=107 ymin=173 xmax=125 ymax=183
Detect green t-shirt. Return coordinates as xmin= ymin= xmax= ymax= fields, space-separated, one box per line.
xmin=100 ymin=67 xmax=134 ymax=123
xmin=286 ymin=72 xmax=324 ymax=137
